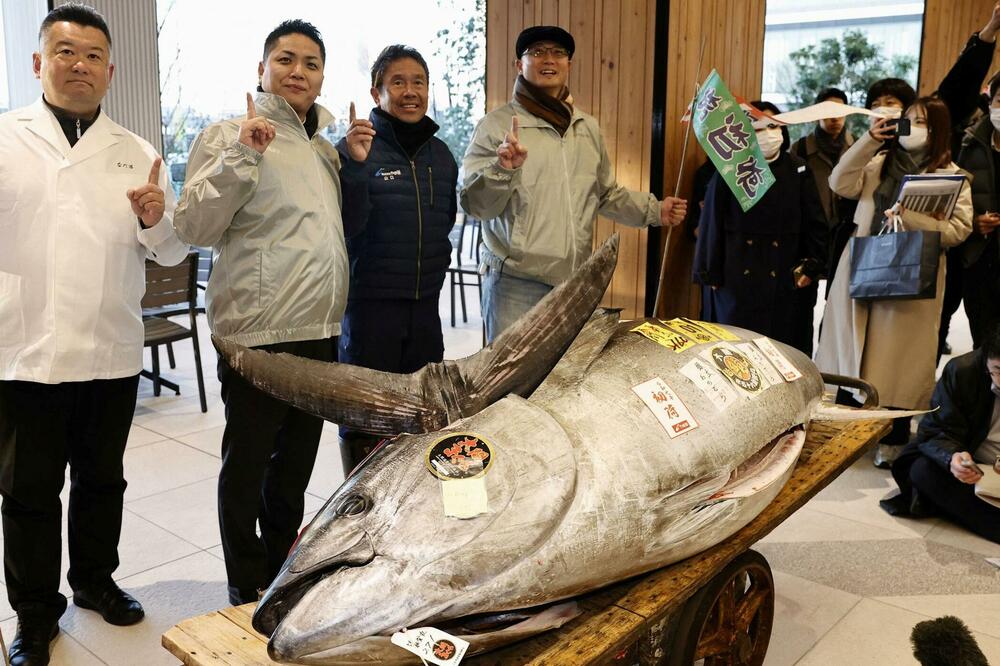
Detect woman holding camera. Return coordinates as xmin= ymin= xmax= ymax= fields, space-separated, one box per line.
xmin=816 ymin=97 xmax=973 ymax=467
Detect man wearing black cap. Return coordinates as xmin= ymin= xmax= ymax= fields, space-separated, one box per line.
xmin=461 ymin=26 xmax=687 ymax=341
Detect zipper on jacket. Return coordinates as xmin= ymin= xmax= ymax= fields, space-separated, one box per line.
xmin=410 ymin=159 xmax=424 ymax=299
xmin=428 ymin=166 xmax=434 ymax=209
xmin=75 ymin=119 xmax=81 ymax=140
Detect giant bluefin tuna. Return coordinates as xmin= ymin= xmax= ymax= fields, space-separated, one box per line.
xmin=214 ymin=236 xmax=919 ymax=664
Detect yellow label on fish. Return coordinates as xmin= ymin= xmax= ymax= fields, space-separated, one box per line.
xmin=679 ymin=318 xmax=741 ymax=342
xmin=631 ymin=322 xmax=696 ymax=353
xmin=661 ymin=318 xmax=720 ymax=344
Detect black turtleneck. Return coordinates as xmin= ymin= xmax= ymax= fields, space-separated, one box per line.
xmin=43 ymin=95 xmax=99 ymax=147
xmin=372 ymin=107 xmax=438 ymax=158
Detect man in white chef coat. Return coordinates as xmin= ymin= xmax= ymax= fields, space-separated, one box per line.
xmin=0 ymin=4 xmax=187 ymax=664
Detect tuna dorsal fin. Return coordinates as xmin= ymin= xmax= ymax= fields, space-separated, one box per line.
xmin=212 ymin=234 xmax=620 ymax=437
xmin=532 ymin=308 xmax=622 ymax=399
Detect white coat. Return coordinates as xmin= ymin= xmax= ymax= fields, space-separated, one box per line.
xmin=0 ymin=99 xmax=188 ymax=383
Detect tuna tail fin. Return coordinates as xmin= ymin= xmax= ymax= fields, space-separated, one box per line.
xmin=809 ymin=402 xmax=934 ymax=422
xmin=212 ymin=234 xmax=620 ymax=437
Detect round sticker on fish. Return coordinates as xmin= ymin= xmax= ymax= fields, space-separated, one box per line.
xmin=709 ymin=347 xmax=763 ymax=393
xmin=425 ymin=434 xmax=494 ymax=480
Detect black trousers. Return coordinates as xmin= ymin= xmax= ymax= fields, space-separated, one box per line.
xmin=217 ymin=337 xmax=334 ymax=604
xmin=908 ymin=455 xmax=1000 ymax=544
xmin=337 ymin=298 xmax=444 ymax=473
xmin=937 ymin=247 xmax=964 ymax=362
xmin=0 ymin=376 xmax=139 ymax=618
xmin=962 ymin=251 xmax=1000 ymax=350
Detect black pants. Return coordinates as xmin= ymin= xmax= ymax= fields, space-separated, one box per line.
xmin=337 ymin=298 xmax=444 ymax=473
xmin=791 ymin=281 xmax=818 ymax=358
xmin=963 ymin=252 xmax=1000 ymax=350
xmin=0 ymin=376 xmax=139 ymax=619
xmin=908 ymin=455 xmax=1000 ymax=544
xmin=937 ymin=247 xmax=964 ymax=362
xmin=217 ymin=338 xmax=334 ymax=604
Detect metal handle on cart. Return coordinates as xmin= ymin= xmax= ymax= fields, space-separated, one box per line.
xmin=820 ymin=373 xmax=880 ymax=409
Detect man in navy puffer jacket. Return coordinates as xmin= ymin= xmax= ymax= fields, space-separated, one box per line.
xmin=336 ymin=45 xmax=458 ymax=473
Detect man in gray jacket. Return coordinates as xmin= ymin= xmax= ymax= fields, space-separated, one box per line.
xmin=173 ymin=19 xmax=372 ymax=605
xmin=462 ymin=25 xmax=687 ymax=341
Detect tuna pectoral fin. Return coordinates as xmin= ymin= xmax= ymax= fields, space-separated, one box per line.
xmin=283 ymin=602 xmax=581 ymax=665
xmin=212 ymin=337 xmax=449 ymax=436
xmin=453 ymin=234 xmax=620 ymax=411
xmin=810 ymin=402 xmax=934 ymax=422
xmin=212 ymin=234 xmax=620 ymax=438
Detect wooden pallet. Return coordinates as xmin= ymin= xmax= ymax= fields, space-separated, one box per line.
xmin=162 ymin=418 xmax=889 ymax=665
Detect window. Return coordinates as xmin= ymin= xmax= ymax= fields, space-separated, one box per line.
xmin=762 ymin=0 xmax=924 ymax=139
xmin=157 ymin=0 xmax=485 ymax=193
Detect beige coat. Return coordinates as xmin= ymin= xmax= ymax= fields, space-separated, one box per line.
xmin=815 ymin=133 xmax=973 ymax=409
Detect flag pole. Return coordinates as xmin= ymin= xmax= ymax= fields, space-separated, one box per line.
xmin=654 ymin=36 xmax=706 ymax=319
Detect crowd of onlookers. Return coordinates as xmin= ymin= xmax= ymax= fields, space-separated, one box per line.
xmin=690 ymin=5 xmax=1000 ymax=546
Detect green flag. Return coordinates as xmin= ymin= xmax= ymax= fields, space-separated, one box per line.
xmin=692 ymin=69 xmax=774 ymax=212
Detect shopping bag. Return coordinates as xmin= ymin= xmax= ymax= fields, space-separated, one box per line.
xmin=848 ymin=213 xmax=940 ymax=300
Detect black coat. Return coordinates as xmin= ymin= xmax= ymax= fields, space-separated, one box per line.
xmin=692 ymin=152 xmax=827 ymax=352
xmin=336 ymin=110 xmax=458 ymax=301
xmin=957 ymin=116 xmax=1000 ymax=268
xmin=892 ymin=349 xmax=997 ymax=496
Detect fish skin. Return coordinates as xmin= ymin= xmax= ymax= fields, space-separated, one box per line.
xmin=258 ymin=313 xmax=824 ymax=663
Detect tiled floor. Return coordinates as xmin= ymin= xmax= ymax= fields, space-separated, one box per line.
xmin=15 ymin=278 xmax=1000 ymax=665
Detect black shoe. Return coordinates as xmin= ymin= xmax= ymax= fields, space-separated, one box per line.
xmin=879 ymin=493 xmax=911 ymax=517
xmin=874 ymin=443 xmax=903 ymax=469
xmin=9 ymin=614 xmax=59 ymax=666
xmin=73 ymin=583 xmax=144 ymax=626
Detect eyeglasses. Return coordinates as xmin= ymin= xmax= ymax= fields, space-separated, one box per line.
xmin=522 ymin=46 xmax=570 ymax=59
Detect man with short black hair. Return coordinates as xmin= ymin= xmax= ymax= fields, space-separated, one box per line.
xmin=173 ymin=18 xmax=372 ymax=605
xmin=882 ymin=325 xmax=1000 ymax=545
xmin=335 ymin=44 xmax=458 ymax=472
xmin=0 ymin=3 xmax=188 ymax=663
xmin=461 ymin=25 xmax=687 ymax=341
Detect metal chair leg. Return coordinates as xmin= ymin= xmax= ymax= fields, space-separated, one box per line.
xmin=190 ymin=315 xmax=208 ymax=413
xmin=151 ymin=345 xmax=161 ymax=397
xmin=166 ymin=342 xmax=176 ymax=369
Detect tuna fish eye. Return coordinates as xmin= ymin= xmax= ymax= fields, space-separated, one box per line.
xmin=335 ymin=494 xmax=370 ymax=517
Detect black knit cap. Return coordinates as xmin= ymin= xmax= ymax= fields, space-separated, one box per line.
xmin=515 ymin=26 xmax=575 ymax=59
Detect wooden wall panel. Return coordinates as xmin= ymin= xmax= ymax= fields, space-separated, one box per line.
xmin=918 ymin=0 xmax=1000 ymax=97
xmin=658 ymin=0 xmax=767 ymax=318
xmin=484 ymin=0 xmax=657 ymax=319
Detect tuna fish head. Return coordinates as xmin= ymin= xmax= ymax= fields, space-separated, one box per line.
xmin=255 ymin=396 xmax=577 ymax=663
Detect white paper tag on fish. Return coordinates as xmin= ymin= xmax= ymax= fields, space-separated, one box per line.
xmin=391 ymin=626 xmax=469 ymax=665
xmin=753 ymin=337 xmax=803 ymax=381
xmin=440 ymin=477 xmax=488 ymax=519
xmin=680 ymin=357 xmax=741 ymax=411
xmin=632 ymin=377 xmax=699 ymax=438
xmin=735 ymin=342 xmax=782 ymax=387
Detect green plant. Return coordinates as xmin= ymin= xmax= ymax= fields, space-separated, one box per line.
xmin=778 ymin=29 xmax=917 ymax=141
xmin=432 ymin=0 xmax=485 ymax=162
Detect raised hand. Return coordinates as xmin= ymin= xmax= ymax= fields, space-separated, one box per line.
xmin=660 ymin=196 xmax=688 ymax=227
xmin=344 ymin=102 xmax=376 ymax=162
xmin=496 ymin=115 xmax=528 ymax=170
xmin=979 ymin=2 xmax=1000 ymax=43
xmin=238 ymin=92 xmax=276 ymax=154
xmin=127 ymin=157 xmax=166 ymax=228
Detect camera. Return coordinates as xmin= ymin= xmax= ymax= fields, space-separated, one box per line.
xmin=885 ymin=117 xmax=911 ymax=136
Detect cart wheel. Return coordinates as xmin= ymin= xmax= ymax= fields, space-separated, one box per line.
xmin=665 ymin=549 xmax=774 ymax=666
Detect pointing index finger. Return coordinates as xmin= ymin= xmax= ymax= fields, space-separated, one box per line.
xmin=349 ymin=102 xmax=357 ymax=124
xmin=511 ymin=115 xmax=519 ymax=141
xmin=148 ymin=157 xmax=162 ymax=185
xmin=246 ymin=92 xmax=256 ymax=120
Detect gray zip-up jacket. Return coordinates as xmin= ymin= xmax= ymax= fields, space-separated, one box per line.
xmin=461 ymin=100 xmax=659 ymax=286
xmin=174 ymin=93 xmax=349 ymax=348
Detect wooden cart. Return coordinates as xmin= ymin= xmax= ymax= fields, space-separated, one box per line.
xmin=163 ymin=418 xmax=889 ymax=666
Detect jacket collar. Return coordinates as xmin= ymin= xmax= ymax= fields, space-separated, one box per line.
xmin=253 ymin=92 xmax=334 ymax=139
xmin=19 ymin=97 xmax=123 ymax=163
xmin=801 ymin=130 xmax=854 ymax=159
xmin=966 ymin=114 xmax=995 ymax=149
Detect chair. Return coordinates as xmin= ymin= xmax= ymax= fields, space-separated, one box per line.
xmin=446 ymin=213 xmax=483 ymax=327
xmin=141 ymin=252 xmax=207 ymax=413
xmin=143 ymin=246 xmax=212 ymax=369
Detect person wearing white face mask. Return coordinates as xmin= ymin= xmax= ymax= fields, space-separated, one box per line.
xmin=818 ymin=96 xmax=973 ymax=468
xmin=955 ymin=72 xmax=1000 ymax=350
xmin=693 ymin=101 xmax=828 ymax=356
